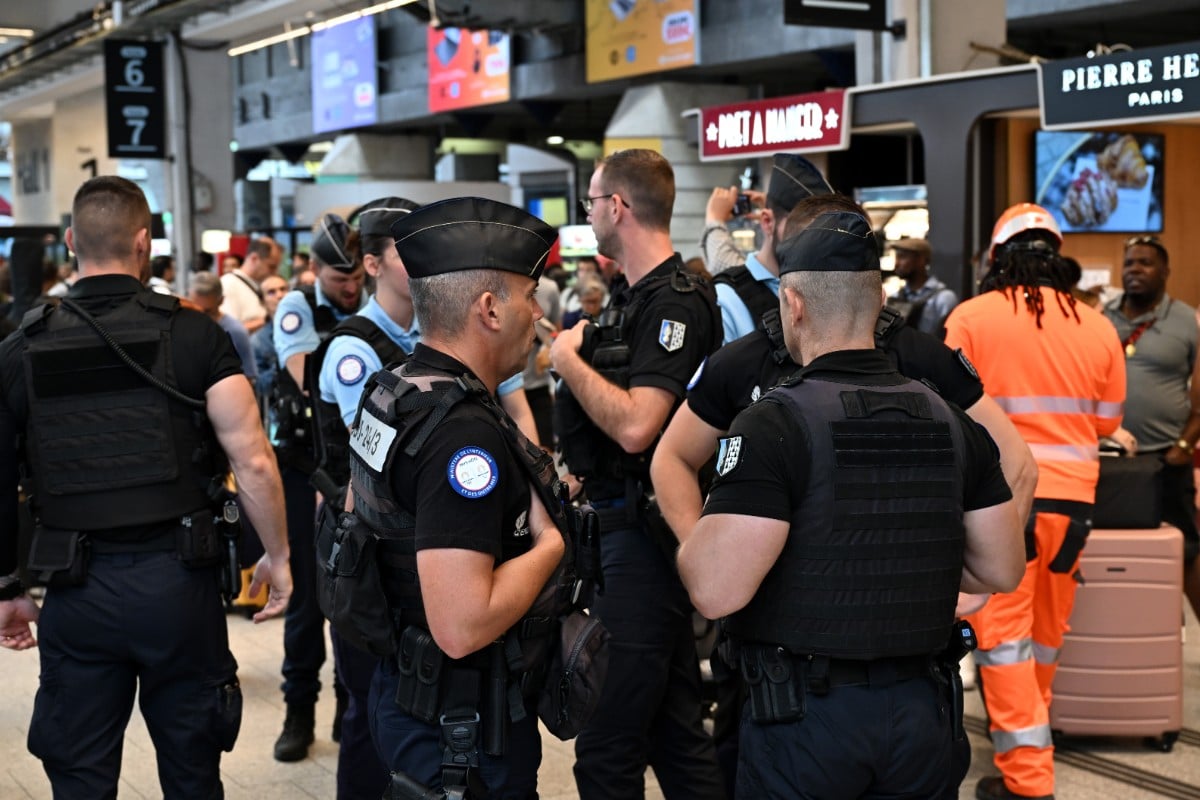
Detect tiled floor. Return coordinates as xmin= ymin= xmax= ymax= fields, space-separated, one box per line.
xmin=1 ymin=603 xmax=1197 ymax=799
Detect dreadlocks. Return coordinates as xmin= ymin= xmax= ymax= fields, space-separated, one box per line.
xmin=979 ymin=231 xmax=1079 ymax=329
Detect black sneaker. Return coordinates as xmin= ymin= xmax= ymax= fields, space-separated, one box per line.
xmin=975 ymin=775 xmax=1053 ymax=800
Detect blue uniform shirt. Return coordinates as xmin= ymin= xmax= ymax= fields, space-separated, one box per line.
xmin=320 ymin=297 xmax=421 ymax=425
xmin=715 ymin=251 xmax=779 ymax=345
xmin=273 ymin=282 xmax=369 ymax=367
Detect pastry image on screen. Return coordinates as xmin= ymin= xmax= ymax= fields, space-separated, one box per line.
xmin=1035 ymin=130 xmax=1164 ymax=233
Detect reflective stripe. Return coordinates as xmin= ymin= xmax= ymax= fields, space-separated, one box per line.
xmin=1028 ymin=443 xmax=1099 ymax=462
xmin=991 ymin=724 xmax=1054 ymax=753
xmin=1032 ymin=641 xmax=1060 ymax=665
xmin=996 ymin=396 xmax=1097 ymax=415
xmin=974 ymin=638 xmax=1033 ymax=667
xmin=1095 ymin=400 xmax=1123 ymax=419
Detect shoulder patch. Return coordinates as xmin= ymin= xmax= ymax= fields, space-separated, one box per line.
xmin=716 ymin=436 xmax=743 ymax=476
xmin=687 ymin=357 xmax=706 ymax=390
xmin=447 ymin=447 xmax=499 ymax=499
xmin=659 ymin=319 xmax=687 ymax=352
xmin=955 ymin=348 xmax=979 ymax=380
xmin=336 ymin=354 xmax=367 ymax=386
xmin=280 ymin=311 xmax=302 ymax=334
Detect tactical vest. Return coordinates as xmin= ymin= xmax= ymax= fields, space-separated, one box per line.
xmin=271 ymin=285 xmax=341 ymax=461
xmin=307 ymin=315 xmax=409 ymax=493
xmin=713 ymin=265 xmax=778 ymax=333
xmin=727 ymin=370 xmax=966 ymax=659
xmin=349 ymin=361 xmax=571 ymax=630
xmin=19 ymin=291 xmax=224 ymax=530
xmin=555 ymin=262 xmax=720 ymax=488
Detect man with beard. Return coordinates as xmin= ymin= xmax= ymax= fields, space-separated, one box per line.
xmin=887 ymin=236 xmax=958 ymax=336
xmin=1102 ymin=235 xmax=1200 ymax=619
xmin=271 ymin=214 xmax=368 ymax=762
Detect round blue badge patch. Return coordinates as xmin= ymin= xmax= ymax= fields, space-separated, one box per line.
xmin=336 ymin=355 xmax=366 ymax=386
xmin=447 ymin=447 xmax=499 ymax=499
xmin=280 ymin=311 xmax=302 ymax=334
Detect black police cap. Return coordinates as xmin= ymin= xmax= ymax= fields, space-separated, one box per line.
xmin=765 ymin=153 xmax=834 ymax=213
xmin=311 ymin=214 xmax=356 ymax=272
xmin=350 ymin=196 xmax=421 ymax=237
xmin=777 ymin=211 xmax=880 ymax=274
xmin=390 ymin=197 xmax=558 ymax=281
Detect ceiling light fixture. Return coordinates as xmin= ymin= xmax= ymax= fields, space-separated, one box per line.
xmin=229 ymin=0 xmax=418 ymax=56
xmin=0 ymin=27 xmax=34 ymax=38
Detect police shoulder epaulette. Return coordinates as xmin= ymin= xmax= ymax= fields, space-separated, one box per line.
xmin=874 ymin=305 xmax=905 ymax=348
xmin=18 ymin=302 xmax=55 ymax=333
xmin=139 ymin=290 xmax=180 ymax=315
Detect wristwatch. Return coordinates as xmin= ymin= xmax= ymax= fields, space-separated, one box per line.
xmin=0 ymin=574 xmax=25 ymax=601
xmin=1175 ymin=437 xmax=1194 ymax=454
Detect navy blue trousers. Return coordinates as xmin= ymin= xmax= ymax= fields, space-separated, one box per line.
xmin=572 ymin=521 xmax=725 ymax=800
xmin=735 ymin=676 xmax=953 ymax=799
xmin=281 ymin=465 xmax=325 ymax=705
xmin=28 ymin=551 xmax=239 ymax=799
xmin=331 ymin=630 xmax=389 ymax=799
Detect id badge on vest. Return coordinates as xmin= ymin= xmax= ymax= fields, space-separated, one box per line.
xmin=350 ymin=408 xmax=399 ymax=473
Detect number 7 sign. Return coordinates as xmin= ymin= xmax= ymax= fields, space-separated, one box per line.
xmin=105 ymin=39 xmax=166 ymax=159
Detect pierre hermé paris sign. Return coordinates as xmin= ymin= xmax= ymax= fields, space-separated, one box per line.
xmin=1039 ymin=40 xmax=1200 ymax=129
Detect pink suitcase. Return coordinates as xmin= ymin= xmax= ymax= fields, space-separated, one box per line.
xmin=1049 ymin=526 xmax=1183 ymax=751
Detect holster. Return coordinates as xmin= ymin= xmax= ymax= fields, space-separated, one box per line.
xmin=27 ymin=526 xmax=89 ymax=588
xmin=740 ymin=646 xmax=805 ymax=724
xmin=396 ymin=626 xmax=446 ymax=724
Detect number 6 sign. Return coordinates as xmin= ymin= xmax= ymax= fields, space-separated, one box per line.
xmin=105 ymin=39 xmax=166 ymax=159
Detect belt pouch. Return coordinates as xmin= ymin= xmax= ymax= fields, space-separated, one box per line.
xmin=27 ymin=526 xmax=88 ymax=587
xmin=177 ymin=514 xmax=221 ymax=567
xmin=397 ymin=626 xmax=444 ymax=724
xmin=742 ymin=647 xmax=804 ymax=724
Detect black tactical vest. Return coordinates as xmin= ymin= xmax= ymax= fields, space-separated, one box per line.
xmin=727 ymin=370 xmax=966 ymax=659
xmin=349 ymin=361 xmax=570 ymax=628
xmin=307 ymin=315 xmax=409 ymax=491
xmin=555 ymin=260 xmax=720 ymax=487
xmin=19 ymin=291 xmax=223 ymax=529
xmin=713 ymin=265 xmax=778 ymax=332
xmin=271 ymin=285 xmax=341 ymax=460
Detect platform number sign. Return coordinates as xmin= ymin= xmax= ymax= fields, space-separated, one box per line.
xmin=105 ymin=40 xmax=166 ymax=159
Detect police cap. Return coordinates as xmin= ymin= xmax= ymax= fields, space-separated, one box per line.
xmin=311 ymin=214 xmax=356 ymax=272
xmin=765 ymin=153 xmax=834 ymax=213
xmin=777 ymin=211 xmax=880 ymax=274
xmin=351 ymin=196 xmax=420 ymax=237
xmin=390 ymin=197 xmax=558 ymax=280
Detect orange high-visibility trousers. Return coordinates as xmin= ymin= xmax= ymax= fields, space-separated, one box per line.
xmin=967 ymin=511 xmax=1083 ymax=798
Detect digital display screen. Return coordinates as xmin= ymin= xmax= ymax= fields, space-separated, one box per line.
xmin=311 ymin=17 xmax=378 ymax=135
xmin=1034 ymin=130 xmax=1164 ymax=234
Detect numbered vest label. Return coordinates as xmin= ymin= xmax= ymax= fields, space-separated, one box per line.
xmin=350 ymin=408 xmax=398 ymax=473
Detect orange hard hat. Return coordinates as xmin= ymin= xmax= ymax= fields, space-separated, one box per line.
xmin=990 ymin=203 xmax=1062 ymax=261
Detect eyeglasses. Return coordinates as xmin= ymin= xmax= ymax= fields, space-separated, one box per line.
xmin=1125 ymin=235 xmax=1167 ymax=257
xmin=580 ymin=193 xmax=630 ymax=214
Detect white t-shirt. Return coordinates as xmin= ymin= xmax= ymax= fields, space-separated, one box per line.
xmin=220 ymin=269 xmax=267 ymax=325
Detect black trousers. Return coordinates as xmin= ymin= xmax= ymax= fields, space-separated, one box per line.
xmin=736 ymin=675 xmax=953 ymax=799
xmin=281 ymin=465 xmax=326 ymax=705
xmin=331 ymin=630 xmax=389 ymax=799
xmin=28 ymin=551 xmax=240 ymax=799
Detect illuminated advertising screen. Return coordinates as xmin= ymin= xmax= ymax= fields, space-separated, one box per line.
xmin=311 ymin=17 xmax=378 ymax=135
xmin=428 ymin=27 xmax=511 ymax=113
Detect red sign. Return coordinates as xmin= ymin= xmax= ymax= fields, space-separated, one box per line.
xmin=693 ymin=90 xmax=850 ymax=161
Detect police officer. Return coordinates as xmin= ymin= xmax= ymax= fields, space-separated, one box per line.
xmin=706 ymin=153 xmax=833 ymax=343
xmin=272 ymin=213 xmax=369 ymax=761
xmin=0 ymin=176 xmax=293 ymax=798
xmin=344 ymin=197 xmax=566 ymax=797
xmin=309 ymin=197 xmax=420 ymax=798
xmin=677 ymin=211 xmax=1025 ymax=799
xmin=550 ymin=148 xmax=725 ymax=800
xmin=652 ymin=192 xmax=1037 ymax=798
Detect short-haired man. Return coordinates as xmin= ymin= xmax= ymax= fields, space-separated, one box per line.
xmin=221 ymin=237 xmax=281 ymax=333
xmin=552 ymin=149 xmax=725 ymax=800
xmin=702 ymin=154 xmax=834 ymax=343
xmin=0 ymin=176 xmax=292 ymax=797
xmin=887 ymin=236 xmax=958 ymax=336
xmin=678 ymin=211 xmax=1023 ymax=798
xmin=345 ymin=197 xmax=568 ymax=797
xmin=1102 ymin=235 xmax=1200 ymax=618
xmin=190 ymin=270 xmax=258 ymax=384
